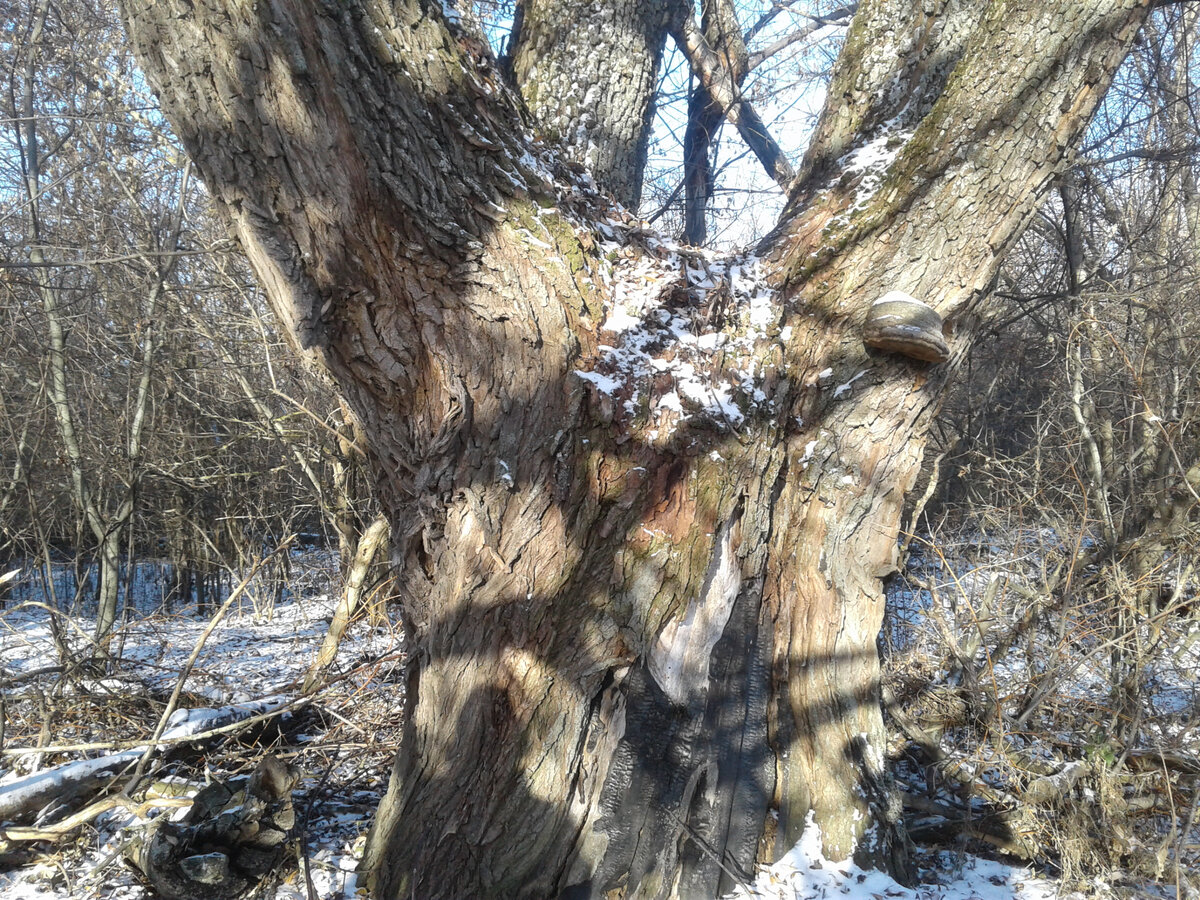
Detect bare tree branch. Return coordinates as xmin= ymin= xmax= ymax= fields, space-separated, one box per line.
xmin=747 ymin=4 xmax=856 ymax=70
xmin=672 ymin=8 xmax=796 ymax=189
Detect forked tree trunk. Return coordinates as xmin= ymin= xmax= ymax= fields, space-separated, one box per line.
xmin=119 ymin=0 xmax=1150 ymax=896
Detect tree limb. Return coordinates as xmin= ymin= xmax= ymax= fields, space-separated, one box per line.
xmin=747 ymin=4 xmax=855 ymax=70
xmin=672 ymin=8 xmax=796 ymax=189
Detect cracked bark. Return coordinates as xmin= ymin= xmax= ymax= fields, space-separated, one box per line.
xmin=118 ymin=0 xmax=1152 ymax=896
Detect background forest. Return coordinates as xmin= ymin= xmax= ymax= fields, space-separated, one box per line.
xmin=0 ymin=0 xmax=1198 ymax=897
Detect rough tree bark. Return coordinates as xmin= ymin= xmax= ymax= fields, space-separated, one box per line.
xmin=118 ymin=0 xmax=1151 ymax=897
xmin=507 ymin=0 xmax=676 ymax=208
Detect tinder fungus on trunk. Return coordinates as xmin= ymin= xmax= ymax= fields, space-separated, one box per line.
xmin=863 ymin=291 xmax=950 ymax=363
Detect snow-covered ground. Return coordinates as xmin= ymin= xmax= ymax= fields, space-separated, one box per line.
xmin=0 ymin=566 xmax=402 ymax=900
xmin=0 ymin=545 xmax=1193 ymax=898
xmin=886 ymin=531 xmax=1200 ymax=750
xmin=731 ymin=816 xmax=1068 ymax=900
xmin=882 ymin=529 xmax=1199 ymax=898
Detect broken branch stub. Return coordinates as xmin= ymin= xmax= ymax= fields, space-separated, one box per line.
xmin=863 ymin=291 xmax=951 ymax=363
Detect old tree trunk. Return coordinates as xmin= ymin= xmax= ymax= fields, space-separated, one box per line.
xmin=119 ymin=0 xmax=1150 ymax=896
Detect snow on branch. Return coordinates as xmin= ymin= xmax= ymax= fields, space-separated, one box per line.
xmin=0 ymin=697 xmax=293 ymax=828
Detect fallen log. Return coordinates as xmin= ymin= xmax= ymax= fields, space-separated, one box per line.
xmin=0 ymin=697 xmax=292 ymax=827
xmin=0 ymin=749 xmax=141 ymax=824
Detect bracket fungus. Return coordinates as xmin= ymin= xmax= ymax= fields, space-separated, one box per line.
xmin=862 ymin=291 xmax=950 ymax=363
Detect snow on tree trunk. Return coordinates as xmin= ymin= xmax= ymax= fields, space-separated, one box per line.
xmin=118 ymin=0 xmax=1150 ymax=896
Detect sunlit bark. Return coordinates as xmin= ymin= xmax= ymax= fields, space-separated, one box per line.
xmin=508 ymin=0 xmax=675 ymax=208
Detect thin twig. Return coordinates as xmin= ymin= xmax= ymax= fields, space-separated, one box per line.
xmin=0 ymin=794 xmax=190 ymax=843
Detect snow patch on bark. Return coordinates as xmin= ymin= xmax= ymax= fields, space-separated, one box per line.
xmin=840 ymin=128 xmax=912 ymax=209
xmin=648 ymin=516 xmax=741 ymax=706
xmin=816 ymin=126 xmax=915 ymax=235
xmin=574 ymin=234 xmax=783 ymax=438
xmin=832 ymin=370 xmax=867 ymax=399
